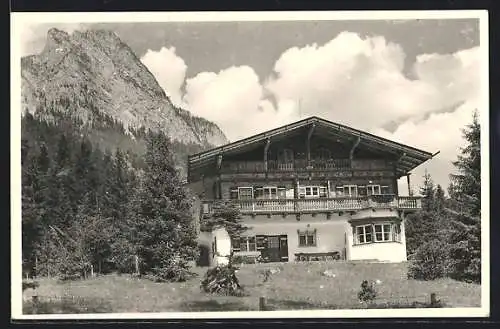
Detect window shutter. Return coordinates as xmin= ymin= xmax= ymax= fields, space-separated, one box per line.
xmin=231 ymin=237 xmax=241 ymax=252
xmin=256 ymin=235 xmax=266 ymax=250
xmin=230 ymin=188 xmax=238 ymax=200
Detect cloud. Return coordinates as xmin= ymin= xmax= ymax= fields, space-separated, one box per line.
xmin=140 ymin=47 xmax=187 ymax=106
xmin=373 ymin=99 xmax=479 ymax=195
xmin=266 ymin=32 xmax=479 ymax=132
xmin=183 ymin=66 xmax=299 ymax=141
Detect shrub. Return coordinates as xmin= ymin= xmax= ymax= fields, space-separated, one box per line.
xmin=200 ymin=264 xmax=245 ymax=296
xmin=22 ymin=280 xmax=39 ymax=291
xmin=148 ymin=258 xmax=196 ymax=282
xmin=407 ymin=239 xmax=449 ymax=281
xmin=358 ymin=280 xmax=377 ymax=303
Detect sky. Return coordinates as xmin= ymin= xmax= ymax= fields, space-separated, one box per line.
xmin=20 ymin=17 xmax=483 ymax=194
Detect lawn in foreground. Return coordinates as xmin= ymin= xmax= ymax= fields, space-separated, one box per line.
xmin=23 ymin=261 xmax=481 ymax=313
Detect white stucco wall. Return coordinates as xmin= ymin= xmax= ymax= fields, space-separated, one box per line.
xmin=199 ymin=213 xmax=408 ymax=264
xmin=212 ymin=227 xmax=231 ymax=266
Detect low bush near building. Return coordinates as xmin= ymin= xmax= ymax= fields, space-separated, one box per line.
xmin=407 ymin=239 xmax=449 ymax=281
xmin=200 ymin=264 xmax=245 ymax=296
xmin=358 ymin=280 xmax=377 ymax=303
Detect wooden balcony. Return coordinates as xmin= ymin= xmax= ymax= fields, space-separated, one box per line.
xmin=220 ymin=159 xmax=392 ymax=174
xmin=202 ymin=195 xmax=421 ymax=214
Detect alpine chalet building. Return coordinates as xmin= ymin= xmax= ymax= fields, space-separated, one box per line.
xmin=187 ymin=116 xmax=437 ymax=265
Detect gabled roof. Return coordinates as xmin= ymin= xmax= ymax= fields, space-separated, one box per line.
xmin=188 ymin=116 xmax=438 ymax=178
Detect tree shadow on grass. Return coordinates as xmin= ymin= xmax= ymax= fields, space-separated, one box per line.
xmin=23 ymin=297 xmax=113 ymax=314
xmin=265 ymin=299 xmax=329 ymax=310
xmin=180 ymin=300 xmax=251 ymax=312
xmin=265 ymin=299 xmax=445 ymax=310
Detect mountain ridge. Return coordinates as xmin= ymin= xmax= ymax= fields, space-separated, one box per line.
xmin=21 ymin=28 xmax=228 ymax=149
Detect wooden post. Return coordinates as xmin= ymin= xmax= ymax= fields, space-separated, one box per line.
xmin=430 ymin=292 xmax=437 ymax=306
xmin=134 ymin=255 xmax=139 ymax=275
xmin=32 ymin=295 xmax=39 ymax=314
xmin=306 ymin=123 xmax=315 ymax=166
xmin=259 ymin=296 xmax=266 ymax=311
xmin=35 ymin=256 xmax=38 ymax=279
xmin=264 ymin=138 xmax=271 ymax=172
xmin=406 ymin=173 xmax=412 ymax=196
xmin=90 ymin=264 xmax=94 ymax=278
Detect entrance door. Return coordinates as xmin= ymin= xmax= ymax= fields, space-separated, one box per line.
xmin=279 ymin=235 xmax=289 ymax=262
xmin=266 ymin=236 xmax=281 ymax=262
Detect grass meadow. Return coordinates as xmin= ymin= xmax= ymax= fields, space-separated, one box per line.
xmin=22 ymin=261 xmax=481 ymax=314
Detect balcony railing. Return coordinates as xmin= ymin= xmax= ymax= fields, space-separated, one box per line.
xmin=220 ymin=159 xmax=393 ymax=173
xmin=203 ymin=195 xmax=421 ymax=214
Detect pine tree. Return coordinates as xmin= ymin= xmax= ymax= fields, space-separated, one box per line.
xmin=134 ymin=131 xmax=198 ymax=282
xmin=446 ymin=110 xmax=481 ymax=283
xmin=405 ymin=171 xmax=439 ymax=256
xmin=434 ymin=184 xmax=446 ymax=214
xmin=420 ymin=170 xmax=436 ymax=212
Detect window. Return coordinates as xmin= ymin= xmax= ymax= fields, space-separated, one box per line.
xmin=367 ymin=185 xmax=381 ymax=196
xmin=202 ymin=203 xmax=210 ymax=214
xmin=355 ymin=224 xmax=373 ymax=244
xmin=255 ymin=186 xmax=285 ymax=199
xmin=374 ymin=223 xmax=392 ymax=242
xmin=343 ymin=185 xmax=358 ymax=197
xmin=358 ymin=186 xmax=367 ymax=196
xmin=392 ymin=224 xmax=401 ymax=242
xmin=238 ymin=187 xmax=253 ymax=200
xmin=354 ymin=223 xmax=399 ymax=244
xmin=298 ymin=230 xmax=316 ymax=247
xmin=299 ymin=185 xmax=327 ymax=198
xmin=239 ymin=236 xmax=256 ymax=252
xmin=263 ymin=187 xmax=277 ymax=199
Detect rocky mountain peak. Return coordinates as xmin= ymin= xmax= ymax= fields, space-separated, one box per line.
xmin=21 ymin=28 xmax=229 ymax=148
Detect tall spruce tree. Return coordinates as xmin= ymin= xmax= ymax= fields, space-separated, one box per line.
xmin=134 ymin=131 xmax=198 ymax=282
xmin=420 ymin=170 xmax=436 ymax=212
xmin=405 ymin=171 xmax=439 ymax=256
xmin=446 ymin=110 xmax=481 ymax=283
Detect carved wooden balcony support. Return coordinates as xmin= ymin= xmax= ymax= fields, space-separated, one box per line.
xmin=349 ymin=136 xmax=361 ymax=162
xmin=406 ymin=173 xmax=412 ymax=196
xmin=306 ymin=123 xmax=316 ymax=167
xmin=216 ymin=154 xmax=223 ymax=199
xmin=264 ymin=138 xmax=271 ymax=172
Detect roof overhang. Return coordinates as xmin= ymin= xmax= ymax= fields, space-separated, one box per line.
xmin=188 ymin=116 xmax=437 ymax=180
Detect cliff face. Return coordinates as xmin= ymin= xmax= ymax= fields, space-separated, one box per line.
xmin=21 ymin=28 xmax=228 ymax=149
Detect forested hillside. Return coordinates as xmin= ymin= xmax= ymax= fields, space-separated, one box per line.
xmin=22 ymin=111 xmax=199 ymax=281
